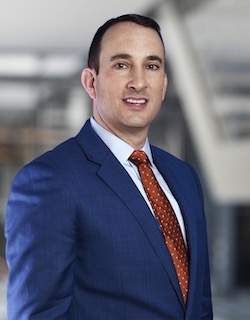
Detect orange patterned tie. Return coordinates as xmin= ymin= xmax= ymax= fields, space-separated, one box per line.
xmin=129 ymin=150 xmax=189 ymax=303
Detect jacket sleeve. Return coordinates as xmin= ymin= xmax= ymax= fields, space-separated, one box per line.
xmin=5 ymin=159 xmax=77 ymax=319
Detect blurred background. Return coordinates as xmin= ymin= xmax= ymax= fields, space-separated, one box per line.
xmin=0 ymin=0 xmax=250 ymax=318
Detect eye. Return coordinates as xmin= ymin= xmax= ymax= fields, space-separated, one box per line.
xmin=146 ymin=64 xmax=159 ymax=70
xmin=114 ymin=62 xmax=128 ymax=69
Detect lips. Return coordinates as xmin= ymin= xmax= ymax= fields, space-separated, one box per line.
xmin=124 ymin=98 xmax=147 ymax=105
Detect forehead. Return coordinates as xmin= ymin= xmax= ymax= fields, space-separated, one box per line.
xmin=100 ymin=22 xmax=165 ymax=58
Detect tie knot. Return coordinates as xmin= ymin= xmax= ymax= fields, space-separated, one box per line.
xmin=129 ymin=150 xmax=148 ymax=166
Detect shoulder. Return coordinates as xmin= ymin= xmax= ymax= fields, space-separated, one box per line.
xmin=151 ymin=145 xmax=192 ymax=170
xmin=22 ymin=133 xmax=86 ymax=176
xmin=151 ymin=145 xmax=203 ymax=195
xmin=20 ymin=119 xmax=94 ymax=174
xmin=9 ymin=137 xmax=82 ymax=201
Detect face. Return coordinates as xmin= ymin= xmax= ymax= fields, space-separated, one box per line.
xmin=82 ymin=22 xmax=168 ymax=146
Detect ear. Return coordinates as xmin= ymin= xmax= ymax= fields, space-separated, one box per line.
xmin=162 ymin=73 xmax=168 ymax=101
xmin=81 ymin=68 xmax=97 ymax=99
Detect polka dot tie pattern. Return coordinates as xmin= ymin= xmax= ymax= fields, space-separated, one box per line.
xmin=129 ymin=150 xmax=189 ymax=303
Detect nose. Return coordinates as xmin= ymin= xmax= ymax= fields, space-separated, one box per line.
xmin=127 ymin=67 xmax=147 ymax=91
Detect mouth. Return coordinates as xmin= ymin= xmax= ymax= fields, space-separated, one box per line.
xmin=123 ymin=98 xmax=147 ymax=107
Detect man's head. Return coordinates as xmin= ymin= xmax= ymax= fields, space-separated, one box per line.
xmin=81 ymin=14 xmax=168 ymax=149
xmin=88 ymin=14 xmax=165 ymax=75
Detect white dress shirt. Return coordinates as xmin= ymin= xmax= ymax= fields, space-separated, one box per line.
xmin=90 ymin=117 xmax=187 ymax=244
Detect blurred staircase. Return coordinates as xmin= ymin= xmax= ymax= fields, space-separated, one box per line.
xmin=156 ymin=0 xmax=250 ymax=204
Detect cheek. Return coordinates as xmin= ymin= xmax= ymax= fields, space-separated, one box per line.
xmin=96 ymin=77 xmax=114 ymax=98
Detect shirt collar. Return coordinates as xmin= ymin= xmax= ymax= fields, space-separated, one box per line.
xmin=90 ymin=117 xmax=153 ymax=165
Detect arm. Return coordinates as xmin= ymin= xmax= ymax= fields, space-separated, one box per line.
xmin=5 ymin=159 xmax=76 ymax=319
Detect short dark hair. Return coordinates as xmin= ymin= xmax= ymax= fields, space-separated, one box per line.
xmin=87 ymin=14 xmax=165 ymax=74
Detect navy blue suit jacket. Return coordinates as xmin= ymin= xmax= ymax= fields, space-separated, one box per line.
xmin=5 ymin=120 xmax=213 ymax=319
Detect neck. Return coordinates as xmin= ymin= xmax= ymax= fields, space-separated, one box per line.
xmin=114 ymin=130 xmax=147 ymax=150
xmin=92 ymin=115 xmax=148 ymax=150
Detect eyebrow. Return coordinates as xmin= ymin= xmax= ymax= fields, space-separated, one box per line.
xmin=110 ymin=54 xmax=131 ymax=61
xmin=110 ymin=53 xmax=163 ymax=64
xmin=147 ymin=55 xmax=163 ymax=64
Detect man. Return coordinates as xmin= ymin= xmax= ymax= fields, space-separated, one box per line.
xmin=5 ymin=14 xmax=213 ymax=319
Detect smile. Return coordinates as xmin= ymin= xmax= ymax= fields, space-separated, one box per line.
xmin=124 ymin=98 xmax=147 ymax=105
